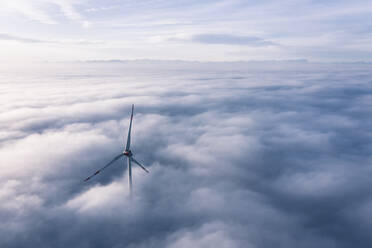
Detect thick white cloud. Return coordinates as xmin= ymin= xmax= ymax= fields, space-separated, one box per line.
xmin=1 ymin=61 xmax=372 ymax=247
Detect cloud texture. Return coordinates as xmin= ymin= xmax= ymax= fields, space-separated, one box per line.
xmin=191 ymin=34 xmax=275 ymax=46
xmin=1 ymin=61 xmax=372 ymax=247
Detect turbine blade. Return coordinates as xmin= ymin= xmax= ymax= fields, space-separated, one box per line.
xmin=125 ymin=104 xmax=134 ymax=151
xmin=131 ymin=157 xmax=149 ymax=173
xmin=84 ymin=153 xmax=124 ymax=182
xmin=128 ymin=156 xmax=132 ymax=192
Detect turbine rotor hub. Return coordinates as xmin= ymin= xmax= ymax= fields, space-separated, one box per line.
xmin=123 ymin=150 xmax=132 ymax=156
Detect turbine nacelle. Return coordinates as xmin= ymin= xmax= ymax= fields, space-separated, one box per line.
xmin=123 ymin=150 xmax=132 ymax=157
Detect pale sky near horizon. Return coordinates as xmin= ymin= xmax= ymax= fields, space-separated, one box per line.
xmin=1 ymin=0 xmax=372 ymax=62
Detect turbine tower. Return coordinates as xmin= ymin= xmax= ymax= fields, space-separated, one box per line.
xmin=84 ymin=104 xmax=149 ymax=194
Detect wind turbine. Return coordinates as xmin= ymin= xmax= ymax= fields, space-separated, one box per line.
xmin=84 ymin=104 xmax=149 ymax=193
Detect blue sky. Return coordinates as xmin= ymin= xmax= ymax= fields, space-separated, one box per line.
xmin=1 ymin=0 xmax=372 ymax=62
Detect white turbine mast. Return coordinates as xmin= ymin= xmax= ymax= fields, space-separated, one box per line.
xmin=84 ymin=104 xmax=149 ymax=193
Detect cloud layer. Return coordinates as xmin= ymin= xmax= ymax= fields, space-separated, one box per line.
xmin=191 ymin=34 xmax=275 ymax=46
xmin=1 ymin=61 xmax=372 ymax=247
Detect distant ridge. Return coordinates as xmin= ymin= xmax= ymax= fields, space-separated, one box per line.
xmin=47 ymin=59 xmax=372 ymax=65
xmin=73 ymin=59 xmax=309 ymax=64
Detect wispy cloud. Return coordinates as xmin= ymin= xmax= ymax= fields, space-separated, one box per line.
xmin=0 ymin=33 xmax=104 ymax=45
xmin=56 ymin=0 xmax=92 ymax=28
xmin=191 ymin=33 xmax=276 ymax=46
xmin=0 ymin=33 xmax=44 ymax=43
xmin=1 ymin=1 xmax=58 ymax=24
xmin=0 ymin=0 xmax=91 ymax=27
xmin=1 ymin=0 xmax=372 ymax=62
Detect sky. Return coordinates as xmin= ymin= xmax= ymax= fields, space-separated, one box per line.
xmin=1 ymin=0 xmax=372 ymax=62
xmin=1 ymin=61 xmax=372 ymax=247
